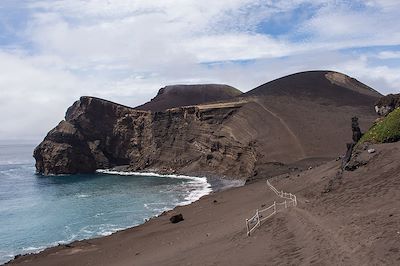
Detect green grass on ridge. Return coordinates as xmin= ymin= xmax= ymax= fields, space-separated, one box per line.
xmin=359 ymin=107 xmax=400 ymax=144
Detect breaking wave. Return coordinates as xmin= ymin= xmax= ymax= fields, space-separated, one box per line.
xmin=96 ymin=169 xmax=213 ymax=205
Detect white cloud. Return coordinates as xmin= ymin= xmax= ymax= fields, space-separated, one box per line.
xmin=365 ymin=0 xmax=400 ymax=9
xmin=26 ymin=0 xmax=305 ymax=67
xmin=184 ymin=33 xmax=293 ymax=62
xmin=376 ymin=51 xmax=400 ymax=59
xmin=0 ymin=51 xmax=82 ymax=140
xmin=0 ymin=0 xmax=400 ymax=140
xmin=300 ymin=2 xmax=400 ymax=49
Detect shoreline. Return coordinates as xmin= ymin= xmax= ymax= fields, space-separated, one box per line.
xmin=5 ymin=143 xmax=400 ymax=265
xmin=96 ymin=169 xmax=245 ymax=202
xmin=3 ymin=171 xmax=243 ymax=265
xmin=6 ymin=180 xmax=245 ymax=266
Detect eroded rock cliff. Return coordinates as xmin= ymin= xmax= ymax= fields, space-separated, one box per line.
xmin=34 ymin=97 xmax=256 ymax=179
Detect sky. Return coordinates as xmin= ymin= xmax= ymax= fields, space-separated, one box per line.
xmin=1 ymin=0 xmax=400 ymax=141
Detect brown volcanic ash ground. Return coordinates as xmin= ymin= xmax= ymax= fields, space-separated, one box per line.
xmin=135 ymin=84 xmax=242 ymax=112
xmin=11 ymin=142 xmax=400 ymax=266
xmin=33 ymin=71 xmax=382 ymax=180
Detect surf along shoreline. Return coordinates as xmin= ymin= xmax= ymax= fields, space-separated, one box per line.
xmin=4 ymin=170 xmax=244 ymax=265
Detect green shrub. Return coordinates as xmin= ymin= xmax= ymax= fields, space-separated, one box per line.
xmin=359 ymin=107 xmax=400 ymax=144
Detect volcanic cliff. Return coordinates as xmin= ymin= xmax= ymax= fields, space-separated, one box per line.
xmin=34 ymin=71 xmax=382 ymax=180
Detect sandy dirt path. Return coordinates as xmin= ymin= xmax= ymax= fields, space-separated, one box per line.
xmin=254 ymin=100 xmax=306 ymax=158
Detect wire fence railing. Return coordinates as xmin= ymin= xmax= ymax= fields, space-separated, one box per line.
xmin=245 ymin=180 xmax=297 ymax=236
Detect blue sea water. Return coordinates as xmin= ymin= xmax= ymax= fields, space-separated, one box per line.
xmin=0 ymin=143 xmax=213 ymax=264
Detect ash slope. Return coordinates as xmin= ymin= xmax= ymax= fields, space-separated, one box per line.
xmin=245 ymin=70 xmax=380 ymax=103
xmin=136 ymin=84 xmax=242 ymax=112
xmin=34 ymin=71 xmax=381 ymax=180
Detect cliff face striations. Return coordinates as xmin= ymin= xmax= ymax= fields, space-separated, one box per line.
xmin=34 ymin=97 xmax=256 ymax=179
xmin=34 ymin=71 xmax=382 ymax=180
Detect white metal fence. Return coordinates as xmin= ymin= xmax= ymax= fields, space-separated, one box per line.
xmin=245 ymin=180 xmax=297 ymax=236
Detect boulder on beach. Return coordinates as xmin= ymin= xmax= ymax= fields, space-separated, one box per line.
xmin=170 ymin=214 xmax=184 ymax=224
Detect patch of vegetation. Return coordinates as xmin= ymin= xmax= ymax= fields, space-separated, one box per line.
xmin=359 ymin=107 xmax=400 ymax=144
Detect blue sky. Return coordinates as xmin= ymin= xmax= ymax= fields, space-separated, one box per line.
xmin=1 ymin=0 xmax=400 ymax=140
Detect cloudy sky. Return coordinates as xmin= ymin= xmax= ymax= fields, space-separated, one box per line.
xmin=1 ymin=0 xmax=400 ymax=141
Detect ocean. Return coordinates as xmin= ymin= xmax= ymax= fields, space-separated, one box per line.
xmin=0 ymin=143 xmax=218 ymax=264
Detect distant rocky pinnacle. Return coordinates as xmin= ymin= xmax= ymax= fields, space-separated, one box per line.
xmin=34 ymin=71 xmax=382 ymax=181
xmin=375 ymin=93 xmax=400 ymax=116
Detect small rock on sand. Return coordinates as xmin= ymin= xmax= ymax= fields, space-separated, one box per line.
xmin=368 ymin=148 xmax=376 ymax=154
xmin=170 ymin=214 xmax=184 ymax=223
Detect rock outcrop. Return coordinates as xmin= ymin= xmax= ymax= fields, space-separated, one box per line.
xmin=34 ymin=97 xmax=256 ymax=179
xmin=34 ymin=71 xmax=382 ymax=181
xmin=169 ymin=214 xmax=184 ymax=224
xmin=342 ymin=117 xmax=363 ymax=170
xmin=375 ymin=93 xmax=400 ymax=116
xmin=352 ymin=117 xmax=362 ymax=143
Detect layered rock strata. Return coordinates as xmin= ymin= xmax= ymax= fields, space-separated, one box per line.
xmin=34 ymin=97 xmax=256 ymax=179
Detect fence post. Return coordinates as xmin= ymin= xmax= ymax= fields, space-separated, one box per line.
xmin=247 ymin=181 xmax=297 ymax=235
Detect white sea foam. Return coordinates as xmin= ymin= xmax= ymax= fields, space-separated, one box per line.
xmin=143 ymin=203 xmax=170 ymax=213
xmin=1 ymin=170 xmax=213 ymax=264
xmin=22 ymin=246 xmax=48 ymax=252
xmin=96 ymin=169 xmax=213 ymax=206
xmin=98 ymin=225 xmax=126 ymax=236
xmin=97 ymin=169 xmax=206 ymax=181
xmin=0 ymin=253 xmax=14 ymax=264
xmin=1 ymin=244 xmax=53 ymax=264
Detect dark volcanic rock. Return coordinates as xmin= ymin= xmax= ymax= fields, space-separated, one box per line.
xmin=342 ymin=142 xmax=355 ymax=169
xmin=34 ymin=96 xmax=256 ymax=179
xmin=342 ymin=117 xmax=363 ymax=170
xmin=344 ymin=158 xmax=367 ymax=171
xmin=375 ymin=93 xmax=400 ymax=116
xmin=34 ymin=97 xmax=149 ymax=175
xmin=169 ymin=214 xmax=184 ymax=223
xmin=351 ymin=117 xmax=362 ymax=143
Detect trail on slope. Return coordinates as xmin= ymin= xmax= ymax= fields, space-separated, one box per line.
xmin=254 ymin=100 xmax=306 ymax=158
xmin=259 ymin=205 xmax=357 ymax=265
xmin=292 ymin=207 xmax=356 ymax=265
